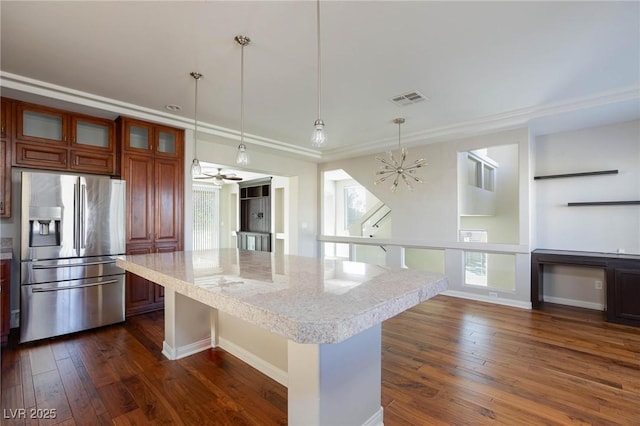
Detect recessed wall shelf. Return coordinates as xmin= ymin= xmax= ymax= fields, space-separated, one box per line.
xmin=534 ymin=169 xmax=618 ymax=180
xmin=567 ymin=201 xmax=640 ymax=207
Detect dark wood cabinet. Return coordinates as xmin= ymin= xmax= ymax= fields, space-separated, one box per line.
xmin=13 ymin=100 xmax=116 ymax=175
xmin=532 ymin=249 xmax=640 ymax=326
xmin=238 ymin=178 xmax=272 ymax=252
xmin=120 ymin=117 xmax=183 ymax=316
xmin=0 ymin=99 xmax=12 ymax=218
xmin=1 ymin=259 xmax=10 ymax=345
xmin=0 ymin=140 xmax=10 ymax=218
xmin=612 ymin=267 xmax=640 ymax=324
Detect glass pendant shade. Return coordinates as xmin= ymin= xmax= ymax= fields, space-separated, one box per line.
xmin=191 ymin=158 xmax=202 ymax=176
xmin=236 ymin=143 xmax=249 ymax=165
xmin=311 ymin=119 xmax=327 ymax=147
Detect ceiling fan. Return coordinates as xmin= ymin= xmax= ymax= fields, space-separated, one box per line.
xmin=194 ymin=168 xmax=243 ymax=184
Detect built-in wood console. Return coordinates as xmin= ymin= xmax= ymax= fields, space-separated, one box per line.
xmin=531 ymin=249 xmax=640 ymax=326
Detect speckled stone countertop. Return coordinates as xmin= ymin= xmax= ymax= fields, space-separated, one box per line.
xmin=116 ymin=249 xmax=448 ymax=344
xmin=0 ymin=238 xmax=12 ymax=260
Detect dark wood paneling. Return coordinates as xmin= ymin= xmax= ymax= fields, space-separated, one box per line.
xmin=70 ymin=150 xmax=115 ymax=175
xmin=154 ymin=159 xmax=182 ymax=245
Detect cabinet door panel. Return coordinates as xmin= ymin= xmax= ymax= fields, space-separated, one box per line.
xmin=124 ymin=245 xmax=161 ymax=316
xmin=16 ymin=104 xmax=68 ymax=144
xmin=70 ymin=150 xmax=115 ymax=175
xmin=123 ymin=155 xmax=154 ymax=245
xmin=155 ymin=159 xmax=182 ymax=246
xmin=1 ymin=99 xmax=11 ymax=139
xmin=122 ymin=118 xmax=153 ymax=154
xmin=0 ymin=140 xmax=9 ymax=217
xmin=14 ymin=142 xmax=67 ymax=169
xmin=155 ymin=125 xmax=182 ymax=158
xmin=71 ymin=115 xmax=114 ymax=151
xmin=614 ymin=268 xmax=640 ymax=323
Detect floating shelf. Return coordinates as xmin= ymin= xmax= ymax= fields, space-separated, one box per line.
xmin=534 ymin=169 xmax=618 ymax=180
xmin=568 ymin=201 xmax=640 ymax=207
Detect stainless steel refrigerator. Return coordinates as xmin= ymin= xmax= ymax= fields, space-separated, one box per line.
xmin=20 ymin=171 xmax=126 ymax=343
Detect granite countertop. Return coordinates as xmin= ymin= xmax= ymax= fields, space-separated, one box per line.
xmin=116 ymin=249 xmax=448 ymax=344
xmin=0 ymin=238 xmax=12 ymax=260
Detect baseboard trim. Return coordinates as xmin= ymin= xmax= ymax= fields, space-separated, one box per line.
xmin=362 ymin=407 xmax=384 ymax=426
xmin=542 ymin=296 xmax=604 ymax=311
xmin=443 ymin=290 xmax=532 ymax=310
xmin=218 ymin=336 xmax=288 ymax=387
xmin=162 ymin=338 xmax=212 ymax=360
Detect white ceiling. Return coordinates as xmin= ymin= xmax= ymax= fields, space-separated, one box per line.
xmin=1 ymin=1 xmax=639 ymax=162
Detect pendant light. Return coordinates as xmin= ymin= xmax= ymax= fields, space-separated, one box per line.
xmin=310 ymin=0 xmax=327 ymax=147
xmin=190 ymin=71 xmax=203 ymax=176
xmin=235 ymin=35 xmax=250 ymax=166
xmin=374 ymin=118 xmax=426 ymax=192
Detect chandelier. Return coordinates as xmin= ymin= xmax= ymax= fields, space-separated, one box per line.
xmin=374 ymin=118 xmax=426 ymax=192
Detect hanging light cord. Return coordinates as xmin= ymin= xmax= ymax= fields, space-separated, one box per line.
xmin=241 ymin=42 xmax=245 ymax=145
xmin=397 ymin=120 xmax=401 ymax=150
xmin=316 ymin=0 xmax=322 ymax=120
xmin=190 ymin=71 xmax=202 ymax=159
xmin=194 ymin=74 xmax=199 ymax=157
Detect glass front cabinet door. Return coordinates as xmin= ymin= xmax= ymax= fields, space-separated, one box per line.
xmin=71 ymin=115 xmax=115 ymax=151
xmin=16 ymin=104 xmax=68 ymax=145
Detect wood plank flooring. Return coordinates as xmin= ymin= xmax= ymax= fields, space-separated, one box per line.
xmin=1 ymin=295 xmax=639 ymax=425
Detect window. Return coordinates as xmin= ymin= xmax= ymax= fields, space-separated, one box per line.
xmin=467 ymin=152 xmax=495 ymax=191
xmin=460 ymin=230 xmax=488 ymax=287
xmin=344 ymin=186 xmax=366 ymax=231
xmin=193 ymin=183 xmax=219 ymax=250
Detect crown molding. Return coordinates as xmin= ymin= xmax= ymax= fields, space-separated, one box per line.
xmin=0 ymin=71 xmax=322 ymax=160
xmin=321 ymin=85 xmax=640 ymax=162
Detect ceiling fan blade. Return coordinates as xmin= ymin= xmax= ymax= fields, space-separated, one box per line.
xmin=193 ymin=176 xmax=215 ymax=180
xmin=222 ymin=173 xmax=237 ymax=178
xmin=226 ymin=177 xmax=243 ymax=181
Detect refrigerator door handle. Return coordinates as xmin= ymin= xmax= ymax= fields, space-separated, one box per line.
xmin=73 ymin=182 xmax=78 ymax=251
xmin=31 ymin=279 xmax=120 ymax=293
xmin=80 ymin=181 xmax=87 ymax=249
xmin=32 ymin=260 xmax=117 ymax=269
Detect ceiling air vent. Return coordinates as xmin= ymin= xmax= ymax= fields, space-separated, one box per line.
xmin=389 ymin=91 xmax=429 ymax=107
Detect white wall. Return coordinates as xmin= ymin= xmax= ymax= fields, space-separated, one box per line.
xmin=534 ymin=119 xmax=640 ymax=254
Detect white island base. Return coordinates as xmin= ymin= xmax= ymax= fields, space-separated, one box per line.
xmin=116 ymin=249 xmax=447 ymax=426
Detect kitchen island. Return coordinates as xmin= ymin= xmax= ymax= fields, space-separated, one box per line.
xmin=116 ymin=249 xmax=447 ymax=426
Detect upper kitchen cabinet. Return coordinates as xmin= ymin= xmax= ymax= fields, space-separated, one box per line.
xmin=1 ymin=98 xmax=11 ymax=140
xmin=1 ymin=99 xmax=12 ymax=217
xmin=119 ymin=117 xmax=182 ymax=159
xmin=13 ymin=100 xmax=116 ymax=175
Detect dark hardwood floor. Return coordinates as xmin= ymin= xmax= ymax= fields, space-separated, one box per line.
xmin=1 ymin=295 xmax=639 ymax=425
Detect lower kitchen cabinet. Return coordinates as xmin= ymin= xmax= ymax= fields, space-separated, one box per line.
xmin=125 ymin=273 xmax=164 ymax=317
xmin=1 ymin=259 xmax=10 ymax=345
xmin=124 ymin=243 xmax=177 ymax=316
